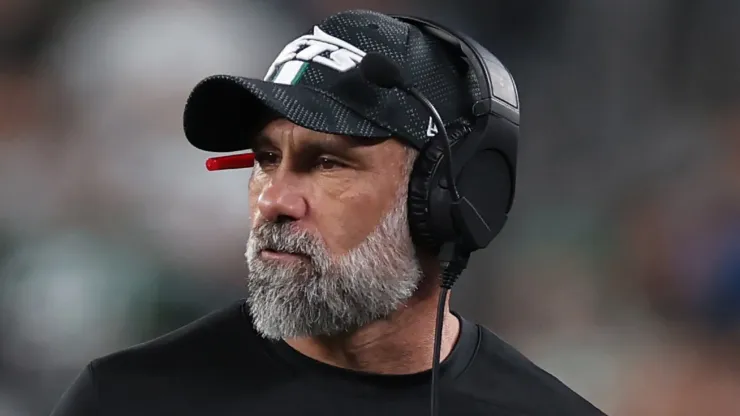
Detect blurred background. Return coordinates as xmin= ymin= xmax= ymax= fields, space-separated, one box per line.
xmin=2 ymin=0 xmax=740 ymax=414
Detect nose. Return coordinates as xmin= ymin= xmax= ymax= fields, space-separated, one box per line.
xmin=256 ymin=176 xmax=308 ymax=223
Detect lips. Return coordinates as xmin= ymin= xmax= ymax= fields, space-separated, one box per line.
xmin=260 ymin=243 xmax=307 ymax=255
xmin=259 ymin=248 xmax=310 ymax=262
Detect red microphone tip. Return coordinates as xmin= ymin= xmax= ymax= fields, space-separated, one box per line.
xmin=205 ymin=153 xmax=255 ymax=171
xmin=205 ymin=158 xmax=218 ymax=171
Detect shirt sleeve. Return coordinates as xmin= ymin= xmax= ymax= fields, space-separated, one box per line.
xmin=49 ymin=364 xmax=99 ymax=416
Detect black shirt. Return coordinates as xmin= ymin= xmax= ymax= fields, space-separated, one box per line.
xmin=50 ymin=300 xmax=606 ymax=415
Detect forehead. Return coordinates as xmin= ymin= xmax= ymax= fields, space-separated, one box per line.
xmin=257 ymin=119 xmax=385 ymax=149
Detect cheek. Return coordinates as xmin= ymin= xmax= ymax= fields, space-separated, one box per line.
xmin=248 ymin=170 xmax=266 ymax=225
xmin=313 ymin=175 xmax=396 ymax=256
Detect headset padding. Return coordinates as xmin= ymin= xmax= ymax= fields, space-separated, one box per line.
xmin=407 ymin=136 xmax=447 ymax=249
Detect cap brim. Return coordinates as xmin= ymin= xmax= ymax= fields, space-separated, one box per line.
xmin=183 ymin=75 xmax=392 ymax=152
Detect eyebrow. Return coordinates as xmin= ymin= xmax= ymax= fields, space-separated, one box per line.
xmin=251 ymin=133 xmax=277 ymax=149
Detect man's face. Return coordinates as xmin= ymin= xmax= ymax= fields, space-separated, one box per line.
xmin=244 ymin=119 xmax=423 ymax=340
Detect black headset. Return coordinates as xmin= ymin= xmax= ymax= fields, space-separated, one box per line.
xmin=391 ymin=16 xmax=520 ymax=256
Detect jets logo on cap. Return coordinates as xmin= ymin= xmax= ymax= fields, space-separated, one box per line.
xmin=265 ymin=26 xmax=367 ymax=85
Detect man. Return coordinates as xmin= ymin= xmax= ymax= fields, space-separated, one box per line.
xmin=51 ymin=9 xmax=605 ymax=416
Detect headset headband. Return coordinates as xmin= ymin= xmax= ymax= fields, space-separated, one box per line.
xmin=391 ymin=15 xmax=520 ymax=126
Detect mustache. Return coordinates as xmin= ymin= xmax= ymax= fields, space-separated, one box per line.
xmin=249 ymin=222 xmax=323 ymax=257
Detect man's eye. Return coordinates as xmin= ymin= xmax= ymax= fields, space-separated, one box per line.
xmin=316 ymin=156 xmax=343 ymax=171
xmin=254 ymin=151 xmax=280 ymax=167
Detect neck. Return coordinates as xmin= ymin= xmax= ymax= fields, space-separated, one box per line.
xmin=284 ymin=276 xmax=460 ymax=375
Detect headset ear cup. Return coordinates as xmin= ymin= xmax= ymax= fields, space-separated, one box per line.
xmin=407 ymin=138 xmax=448 ymax=250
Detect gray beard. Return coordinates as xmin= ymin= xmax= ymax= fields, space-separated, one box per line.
xmin=244 ymin=196 xmax=423 ymax=340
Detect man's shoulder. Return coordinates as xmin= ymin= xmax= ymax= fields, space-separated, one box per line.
xmin=90 ymin=300 xmax=258 ymax=378
xmin=51 ymin=301 xmax=275 ymax=415
xmin=460 ymin=323 xmax=607 ymax=415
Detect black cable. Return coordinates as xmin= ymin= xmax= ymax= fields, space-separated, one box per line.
xmin=430 ymin=258 xmax=467 ymax=416
xmin=430 ymin=286 xmax=450 ymax=416
xmin=406 ymin=87 xmax=462 ymax=203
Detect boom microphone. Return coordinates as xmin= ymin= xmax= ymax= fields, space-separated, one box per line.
xmin=358 ymin=52 xmax=406 ymax=89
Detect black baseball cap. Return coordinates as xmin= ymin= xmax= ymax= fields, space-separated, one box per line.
xmin=183 ymin=9 xmax=476 ymax=153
